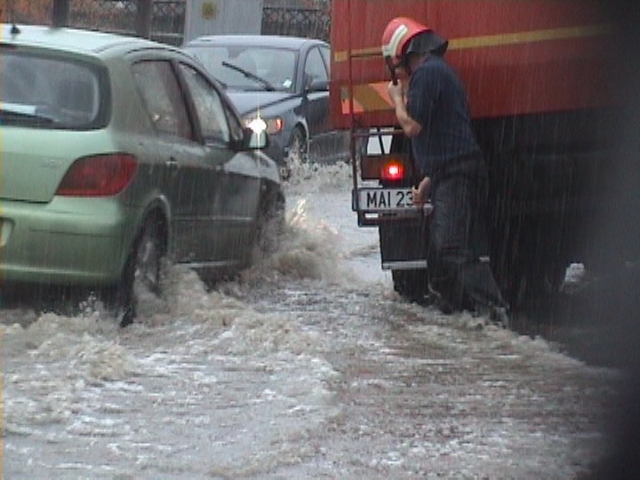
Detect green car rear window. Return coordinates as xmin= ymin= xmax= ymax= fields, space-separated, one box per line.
xmin=0 ymin=51 xmax=107 ymax=129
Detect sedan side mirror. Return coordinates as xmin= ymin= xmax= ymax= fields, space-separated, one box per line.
xmin=306 ymin=78 xmax=329 ymax=93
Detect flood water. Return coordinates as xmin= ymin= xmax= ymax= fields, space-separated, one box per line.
xmin=0 ymin=163 xmax=624 ymax=478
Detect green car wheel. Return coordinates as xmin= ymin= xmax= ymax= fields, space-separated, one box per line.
xmin=115 ymin=213 xmax=168 ymax=327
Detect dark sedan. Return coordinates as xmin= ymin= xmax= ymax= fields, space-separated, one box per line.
xmin=183 ymin=35 xmax=348 ymax=178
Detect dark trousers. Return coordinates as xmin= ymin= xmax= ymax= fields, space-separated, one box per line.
xmin=428 ymin=158 xmax=508 ymax=312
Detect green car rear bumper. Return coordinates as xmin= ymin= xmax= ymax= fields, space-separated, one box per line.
xmin=0 ymin=197 xmax=139 ymax=287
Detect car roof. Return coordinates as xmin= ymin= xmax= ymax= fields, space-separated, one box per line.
xmin=1 ymin=23 xmax=171 ymax=56
xmin=184 ymin=34 xmax=328 ymax=50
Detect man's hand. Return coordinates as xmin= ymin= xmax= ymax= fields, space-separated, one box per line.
xmin=387 ymin=80 xmax=404 ymax=107
xmin=412 ymin=176 xmax=431 ymax=206
xmin=387 ymin=80 xmax=422 ymax=137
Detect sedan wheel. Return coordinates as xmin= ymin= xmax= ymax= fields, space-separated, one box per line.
xmin=254 ymin=192 xmax=286 ymax=257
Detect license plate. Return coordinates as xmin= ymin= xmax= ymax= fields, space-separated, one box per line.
xmin=356 ymin=188 xmax=414 ymax=212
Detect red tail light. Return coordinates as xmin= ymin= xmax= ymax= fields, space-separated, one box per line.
xmin=361 ymin=154 xmax=413 ymax=181
xmin=56 ymin=154 xmax=138 ymax=197
xmin=380 ymin=161 xmax=405 ymax=182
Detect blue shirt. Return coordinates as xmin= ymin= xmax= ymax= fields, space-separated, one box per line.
xmin=406 ymin=55 xmax=481 ymax=177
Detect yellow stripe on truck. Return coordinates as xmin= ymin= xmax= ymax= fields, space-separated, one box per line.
xmin=334 ymin=24 xmax=609 ymax=63
xmin=450 ymin=24 xmax=609 ymax=49
xmin=341 ymin=82 xmax=393 ymax=114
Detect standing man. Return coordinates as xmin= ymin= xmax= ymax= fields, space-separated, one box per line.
xmin=381 ymin=17 xmax=510 ymax=325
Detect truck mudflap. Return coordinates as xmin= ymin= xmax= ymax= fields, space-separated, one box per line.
xmin=378 ymin=215 xmax=430 ymax=271
xmin=379 ymin=214 xmax=432 ymax=301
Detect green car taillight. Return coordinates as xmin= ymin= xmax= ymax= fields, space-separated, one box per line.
xmin=56 ymin=153 xmax=138 ymax=197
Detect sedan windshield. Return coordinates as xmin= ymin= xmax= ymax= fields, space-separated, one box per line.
xmin=190 ymin=46 xmax=297 ymax=93
xmin=0 ymin=51 xmax=103 ymax=129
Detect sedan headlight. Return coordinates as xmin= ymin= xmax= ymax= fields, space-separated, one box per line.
xmin=244 ymin=116 xmax=283 ymax=135
xmin=246 ymin=117 xmax=267 ymax=134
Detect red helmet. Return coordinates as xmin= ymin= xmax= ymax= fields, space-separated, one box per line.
xmin=381 ymin=17 xmax=448 ymax=65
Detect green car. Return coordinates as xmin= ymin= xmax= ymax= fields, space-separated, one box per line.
xmin=0 ymin=24 xmax=284 ymax=325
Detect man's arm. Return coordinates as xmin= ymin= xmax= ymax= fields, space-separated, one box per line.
xmin=388 ymin=80 xmax=422 ymax=137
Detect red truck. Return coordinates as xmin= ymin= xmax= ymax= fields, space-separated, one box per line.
xmin=329 ymin=0 xmax=636 ymax=307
